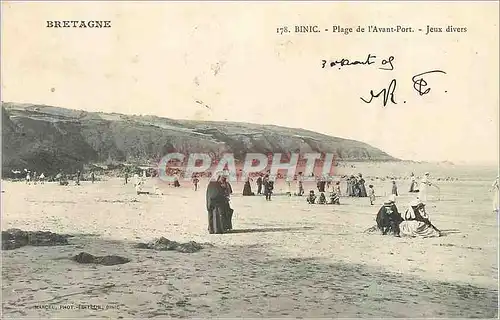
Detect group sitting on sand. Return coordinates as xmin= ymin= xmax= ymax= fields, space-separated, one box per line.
xmin=369 ymin=195 xmax=441 ymax=238
xmin=306 ymin=190 xmax=340 ymax=205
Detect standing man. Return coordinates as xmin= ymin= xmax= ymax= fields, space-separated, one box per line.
xmin=124 ymin=172 xmax=129 ymax=184
xmin=256 ymin=175 xmax=263 ymax=195
xmin=91 ymin=172 xmax=95 ymax=184
xmin=76 ymin=170 xmax=81 ymax=185
xmin=193 ymin=175 xmax=200 ymax=191
xmin=264 ymin=175 xmax=274 ymax=201
xmin=391 ymin=179 xmax=399 ymax=196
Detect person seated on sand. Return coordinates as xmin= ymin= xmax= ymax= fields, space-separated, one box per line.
xmin=57 ymin=172 xmax=69 ymax=186
xmin=306 ymin=190 xmax=317 ymax=204
xmin=399 ymin=199 xmax=441 ymax=238
xmin=317 ymin=192 xmax=327 ymax=204
xmin=154 ymin=186 xmax=164 ymax=195
xmin=328 ymin=192 xmax=340 ymax=205
xmin=135 ymin=178 xmax=149 ymax=195
xmin=206 ymin=175 xmax=234 ymax=233
xmin=376 ymin=195 xmax=402 ymax=237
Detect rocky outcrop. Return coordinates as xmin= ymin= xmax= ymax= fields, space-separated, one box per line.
xmin=71 ymin=252 xmax=130 ymax=266
xmin=2 ymin=229 xmax=70 ymax=250
xmin=135 ymin=237 xmax=210 ymax=253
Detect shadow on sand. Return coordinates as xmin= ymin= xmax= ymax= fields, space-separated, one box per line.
xmin=227 ymin=226 xmax=314 ymax=234
xmin=440 ymin=228 xmax=461 ymax=236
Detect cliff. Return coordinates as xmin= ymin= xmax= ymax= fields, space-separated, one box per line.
xmin=1 ymin=102 xmax=397 ymax=176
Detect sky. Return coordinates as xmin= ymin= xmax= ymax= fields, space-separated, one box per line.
xmin=1 ymin=2 xmax=499 ymax=164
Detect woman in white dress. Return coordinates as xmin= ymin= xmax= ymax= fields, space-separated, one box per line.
xmin=490 ymin=176 xmax=499 ymax=213
xmin=399 ymin=199 xmax=441 ymax=238
xmin=418 ymin=172 xmax=432 ymax=203
xmin=296 ymin=173 xmax=304 ymax=196
xmin=39 ymin=173 xmax=45 ymax=184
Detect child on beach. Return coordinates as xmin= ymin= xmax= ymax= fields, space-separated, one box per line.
xmin=368 ymin=185 xmax=376 ymax=205
xmin=192 ymin=176 xmax=200 ymax=191
xmin=391 ymin=180 xmax=398 ymax=196
xmin=306 ymin=190 xmax=317 ymax=204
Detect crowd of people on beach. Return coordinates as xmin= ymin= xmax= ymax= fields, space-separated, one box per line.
xmin=204 ymin=170 xmax=499 ymax=236
xmin=10 ymin=165 xmax=500 ymax=238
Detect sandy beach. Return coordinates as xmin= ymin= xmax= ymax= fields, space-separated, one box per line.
xmin=1 ymin=163 xmax=498 ymax=318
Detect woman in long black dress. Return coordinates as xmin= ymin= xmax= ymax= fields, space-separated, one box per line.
xmin=346 ymin=176 xmax=353 ymax=196
xmin=352 ymin=176 xmax=360 ymax=197
xmin=242 ymin=177 xmax=255 ymax=196
xmin=358 ymin=174 xmax=367 ymax=197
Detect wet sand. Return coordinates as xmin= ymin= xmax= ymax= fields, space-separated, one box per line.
xmin=1 ymin=167 xmax=498 ymax=318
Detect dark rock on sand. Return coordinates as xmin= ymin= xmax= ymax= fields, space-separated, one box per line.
xmin=2 ymin=229 xmax=69 ymax=250
xmin=363 ymin=225 xmax=380 ymax=234
xmin=135 ymin=237 xmax=208 ymax=253
xmin=71 ymin=252 xmax=130 ymax=266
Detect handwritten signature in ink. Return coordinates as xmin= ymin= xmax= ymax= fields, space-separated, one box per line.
xmin=360 ymin=79 xmax=397 ymax=106
xmin=321 ymin=54 xmax=395 ymax=71
xmin=412 ymin=70 xmax=447 ymax=96
xmin=360 ymin=70 xmax=447 ymax=107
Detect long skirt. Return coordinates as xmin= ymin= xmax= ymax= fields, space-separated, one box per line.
xmin=399 ymin=221 xmax=440 ymax=238
xmin=409 ymin=181 xmax=419 ymax=193
xmin=242 ymin=182 xmax=254 ymax=196
xmin=418 ymin=185 xmax=427 ymax=203
xmin=359 ymin=184 xmax=367 ymax=197
xmin=392 ymin=185 xmax=398 ymax=196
